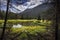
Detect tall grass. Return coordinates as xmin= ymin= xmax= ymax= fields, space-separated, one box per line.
xmin=0 ymin=19 xmax=51 ymax=24
xmin=0 ymin=20 xmax=53 ymax=40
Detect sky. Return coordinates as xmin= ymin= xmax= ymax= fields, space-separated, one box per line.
xmin=0 ymin=0 xmax=46 ymax=13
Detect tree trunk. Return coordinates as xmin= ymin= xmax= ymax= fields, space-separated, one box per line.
xmin=0 ymin=0 xmax=10 ymax=40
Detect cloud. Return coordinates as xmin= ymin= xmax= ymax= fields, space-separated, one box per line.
xmin=28 ymin=0 xmax=42 ymax=9
xmin=0 ymin=0 xmax=7 ymax=5
xmin=11 ymin=0 xmax=43 ymax=13
xmin=0 ymin=0 xmax=7 ymax=11
xmin=0 ymin=0 xmax=44 ymax=13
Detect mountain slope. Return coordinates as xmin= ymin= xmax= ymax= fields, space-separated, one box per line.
xmin=19 ymin=3 xmax=54 ymax=19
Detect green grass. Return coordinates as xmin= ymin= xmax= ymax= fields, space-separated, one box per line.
xmin=0 ymin=19 xmax=51 ymax=23
xmin=0 ymin=19 xmax=52 ymax=40
xmin=11 ymin=26 xmax=46 ymax=33
xmin=0 ymin=19 xmax=51 ymax=33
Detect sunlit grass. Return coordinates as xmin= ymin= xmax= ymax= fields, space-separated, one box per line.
xmin=0 ymin=19 xmax=51 ymax=34
xmin=11 ymin=26 xmax=46 ymax=34
xmin=0 ymin=19 xmax=52 ymax=24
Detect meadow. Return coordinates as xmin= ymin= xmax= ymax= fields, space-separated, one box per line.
xmin=0 ymin=19 xmax=54 ymax=40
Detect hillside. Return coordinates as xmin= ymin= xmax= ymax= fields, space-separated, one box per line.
xmin=0 ymin=3 xmax=55 ymax=20
xmin=19 ymin=3 xmax=55 ymax=20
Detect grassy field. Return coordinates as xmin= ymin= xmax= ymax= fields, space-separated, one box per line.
xmin=0 ymin=19 xmax=52 ymax=33
xmin=2 ymin=26 xmax=48 ymax=40
xmin=11 ymin=26 xmax=46 ymax=33
xmin=0 ymin=19 xmax=53 ymax=40
xmin=0 ymin=19 xmax=51 ymax=34
xmin=0 ymin=19 xmax=51 ymax=23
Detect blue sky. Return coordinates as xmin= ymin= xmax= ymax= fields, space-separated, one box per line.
xmin=0 ymin=0 xmax=45 ymax=13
